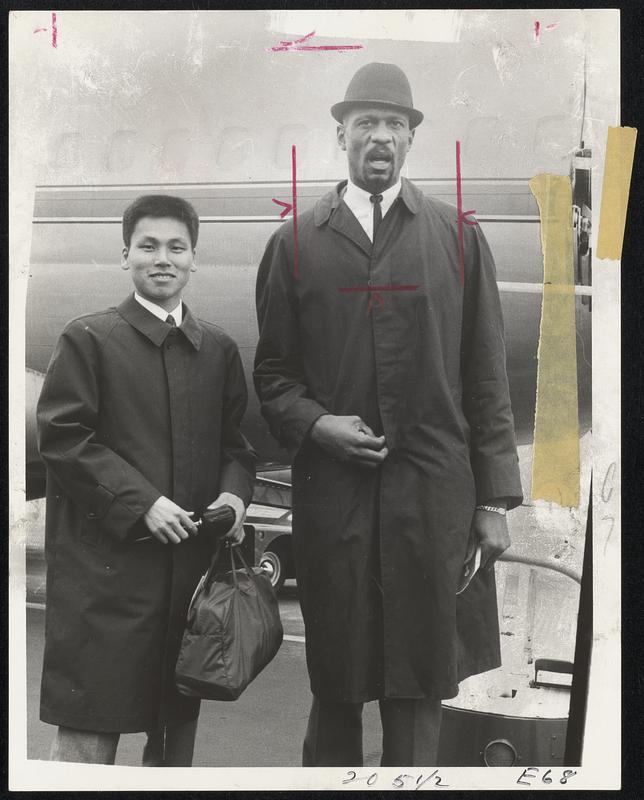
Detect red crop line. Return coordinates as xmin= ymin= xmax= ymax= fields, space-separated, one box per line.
xmin=52 ymin=12 xmax=57 ymax=48
xmin=292 ymin=144 xmax=298 ymax=280
xmin=269 ymin=31 xmax=363 ymax=52
xmin=337 ymin=285 xmax=420 ymax=293
xmin=286 ymin=45 xmax=363 ymax=51
xmin=456 ymin=140 xmax=465 ymax=286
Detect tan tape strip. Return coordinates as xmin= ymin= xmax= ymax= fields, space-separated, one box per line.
xmin=597 ymin=126 xmax=637 ymax=260
xmin=530 ymin=174 xmax=580 ymax=507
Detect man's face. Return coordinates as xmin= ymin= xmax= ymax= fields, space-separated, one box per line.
xmin=122 ymin=216 xmax=195 ymax=311
xmin=337 ymin=106 xmax=415 ymax=194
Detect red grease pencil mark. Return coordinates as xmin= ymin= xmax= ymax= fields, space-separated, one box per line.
xmin=33 ymin=13 xmax=57 ymax=47
xmin=534 ymin=20 xmax=559 ymax=43
xmin=338 ymin=285 xmax=419 ymax=314
xmin=271 ymin=198 xmax=293 ymax=218
xmin=292 ymin=145 xmax=299 ymax=280
xmin=456 ymin=141 xmax=477 ymax=286
xmin=269 ymin=30 xmax=363 ymax=53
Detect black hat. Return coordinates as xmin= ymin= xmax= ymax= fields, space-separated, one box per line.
xmin=331 ymin=62 xmax=424 ymax=129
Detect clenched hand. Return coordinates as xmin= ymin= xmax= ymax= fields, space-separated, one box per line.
xmin=143 ymin=496 xmax=198 ymax=545
xmin=310 ymin=415 xmax=388 ymax=468
xmin=472 ymin=508 xmax=511 ymax=570
xmin=207 ymin=492 xmax=246 ymax=546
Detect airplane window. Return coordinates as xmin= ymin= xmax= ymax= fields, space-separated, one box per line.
xmin=106 ymin=130 xmax=138 ymax=173
xmin=51 ymin=132 xmax=81 ymax=170
xmin=216 ymin=127 xmax=254 ymax=168
xmin=534 ymin=115 xmax=577 ymax=162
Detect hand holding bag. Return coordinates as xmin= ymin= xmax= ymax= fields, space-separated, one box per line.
xmin=175 ymin=539 xmax=284 ymax=701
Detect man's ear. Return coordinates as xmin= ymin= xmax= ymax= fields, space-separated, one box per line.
xmin=337 ymin=124 xmax=347 ymax=151
xmin=190 ymin=250 xmax=197 ymax=273
xmin=407 ymin=128 xmax=416 ymax=150
xmin=121 ymin=247 xmax=129 ymax=270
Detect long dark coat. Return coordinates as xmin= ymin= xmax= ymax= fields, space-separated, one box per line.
xmin=37 ymin=295 xmax=256 ymax=732
xmin=254 ymin=179 xmax=523 ymax=703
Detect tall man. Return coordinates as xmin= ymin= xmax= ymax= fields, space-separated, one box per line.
xmin=254 ymin=63 xmax=523 ymax=766
xmin=37 ymin=195 xmax=256 ymax=766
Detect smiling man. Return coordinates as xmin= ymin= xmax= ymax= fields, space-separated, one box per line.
xmin=37 ymin=195 xmax=256 ymax=765
xmin=254 ymin=63 xmax=523 ymax=766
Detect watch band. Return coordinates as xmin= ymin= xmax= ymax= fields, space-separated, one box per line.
xmin=476 ymin=504 xmax=507 ymax=516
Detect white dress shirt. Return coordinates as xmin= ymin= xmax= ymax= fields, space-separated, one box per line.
xmin=342 ymin=178 xmax=402 ymax=241
xmin=134 ymin=293 xmax=183 ymax=326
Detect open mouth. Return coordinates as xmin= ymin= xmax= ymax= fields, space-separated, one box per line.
xmin=367 ymin=152 xmax=393 ymax=170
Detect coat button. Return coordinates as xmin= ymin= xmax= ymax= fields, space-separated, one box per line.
xmin=87 ymin=512 xmax=96 ymax=518
xmin=367 ymin=279 xmax=373 ymax=287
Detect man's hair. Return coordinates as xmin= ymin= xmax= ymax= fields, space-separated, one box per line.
xmin=122 ymin=195 xmax=200 ymax=248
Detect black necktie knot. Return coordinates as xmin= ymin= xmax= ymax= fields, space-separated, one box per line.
xmin=370 ymin=194 xmax=383 ymax=240
xmin=165 ymin=315 xmax=176 ymax=327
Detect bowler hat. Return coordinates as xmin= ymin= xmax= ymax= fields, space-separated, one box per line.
xmin=331 ymin=62 xmax=424 ymax=129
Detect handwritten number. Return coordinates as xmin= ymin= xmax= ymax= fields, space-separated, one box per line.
xmin=342 ymin=771 xmax=356 ymax=784
xmin=542 ymin=769 xmax=552 ymax=784
xmin=560 ymin=769 xmax=577 ymax=785
xmin=367 ymin=773 xmax=377 ymax=786
xmin=601 ymin=461 xmax=616 ymax=503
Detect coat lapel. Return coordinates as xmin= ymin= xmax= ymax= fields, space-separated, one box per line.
xmin=315 ymin=181 xmax=373 ymax=257
xmin=116 ymin=294 xmax=202 ymax=350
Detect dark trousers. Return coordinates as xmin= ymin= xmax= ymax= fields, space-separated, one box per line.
xmin=50 ymin=717 xmax=199 ymax=766
xmin=302 ymin=696 xmax=442 ymax=767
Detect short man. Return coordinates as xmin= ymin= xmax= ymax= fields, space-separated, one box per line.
xmin=254 ymin=63 xmax=523 ymax=766
xmin=37 ymin=194 xmax=256 ymax=766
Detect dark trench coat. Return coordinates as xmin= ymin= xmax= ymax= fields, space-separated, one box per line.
xmin=254 ymin=178 xmax=523 ymax=703
xmin=37 ymin=295 xmax=256 ymax=732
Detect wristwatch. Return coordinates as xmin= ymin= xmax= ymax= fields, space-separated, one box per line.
xmin=476 ymin=504 xmax=507 ymax=516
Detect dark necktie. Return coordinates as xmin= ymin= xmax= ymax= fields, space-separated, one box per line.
xmin=165 ymin=314 xmax=176 ymax=327
xmin=370 ymin=193 xmax=383 ymax=241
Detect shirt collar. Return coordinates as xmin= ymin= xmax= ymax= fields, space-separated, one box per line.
xmin=118 ymin=294 xmax=202 ymax=350
xmin=314 ymin=177 xmax=421 ymax=227
xmin=134 ymin=293 xmax=183 ymax=325
xmin=343 ymin=177 xmax=402 ymax=221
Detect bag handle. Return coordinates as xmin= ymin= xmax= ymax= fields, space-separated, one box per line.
xmin=228 ymin=543 xmax=256 ymax=584
xmin=203 ymin=537 xmax=226 ymax=589
xmin=204 ymin=538 xmax=255 ymax=585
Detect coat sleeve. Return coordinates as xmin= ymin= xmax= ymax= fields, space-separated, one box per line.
xmin=218 ymin=343 xmax=258 ymax=507
xmin=461 ymin=224 xmax=524 ymax=510
xmin=254 ymin=227 xmax=328 ymax=459
xmin=37 ymin=320 xmax=162 ymax=541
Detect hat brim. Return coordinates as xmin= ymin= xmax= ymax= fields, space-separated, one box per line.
xmin=331 ymin=100 xmax=424 ymax=129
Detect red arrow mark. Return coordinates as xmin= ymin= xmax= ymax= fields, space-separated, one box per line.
xmin=271 ymin=198 xmax=293 ymax=219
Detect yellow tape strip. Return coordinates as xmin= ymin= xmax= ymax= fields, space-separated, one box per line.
xmin=597 ymin=126 xmax=637 ymax=260
xmin=530 ymin=174 xmax=580 ymax=507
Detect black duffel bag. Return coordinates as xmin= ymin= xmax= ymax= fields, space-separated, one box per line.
xmin=175 ymin=535 xmax=283 ymax=701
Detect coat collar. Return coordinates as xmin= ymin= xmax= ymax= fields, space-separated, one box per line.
xmin=117 ymin=294 xmax=203 ymax=350
xmin=314 ymin=176 xmax=421 ymax=229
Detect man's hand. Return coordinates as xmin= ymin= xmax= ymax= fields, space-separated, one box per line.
xmin=310 ymin=415 xmax=388 ymax=468
xmin=472 ymin=506 xmax=510 ymax=571
xmin=143 ymin=496 xmax=198 ymax=545
xmin=207 ymin=492 xmax=246 ymax=546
